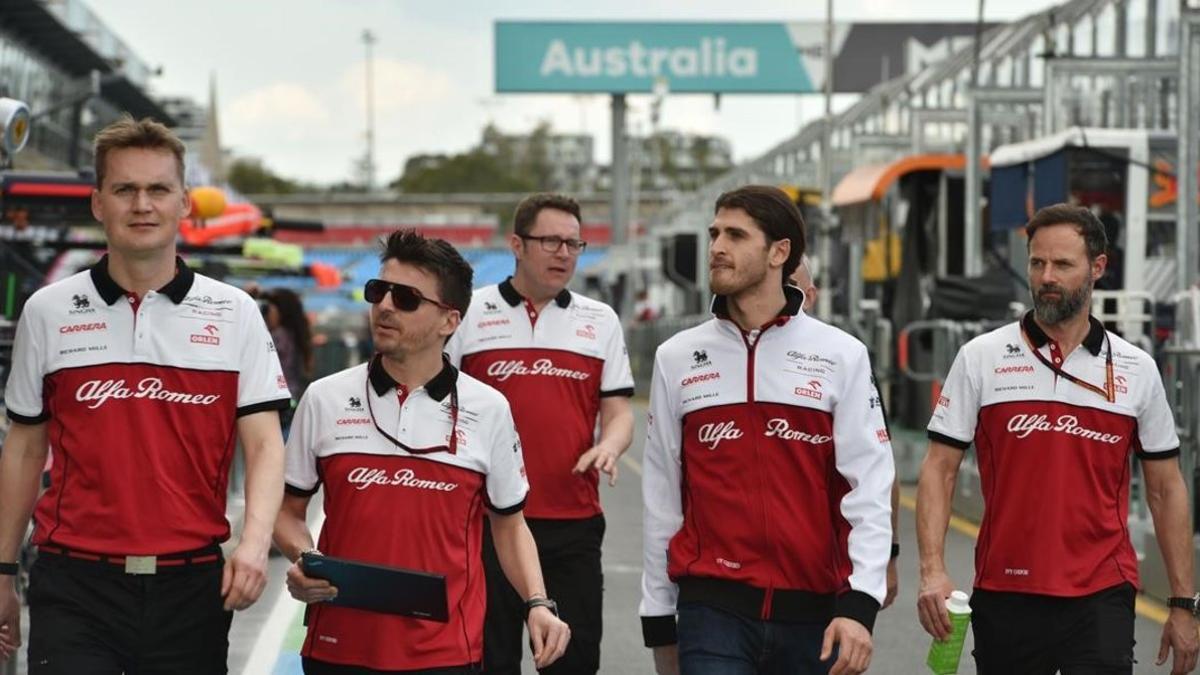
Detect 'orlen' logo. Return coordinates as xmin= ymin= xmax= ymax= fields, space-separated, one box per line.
xmin=576 ymin=324 xmax=597 ymax=340
xmin=937 ymin=395 xmax=951 ymax=408
xmin=486 ymin=358 xmax=591 ymax=383
xmin=190 ymin=324 xmax=220 ymax=345
xmin=994 ymin=365 xmax=1035 ymax=375
xmin=1115 ymin=374 xmax=1129 ymax=394
xmin=60 ymin=322 xmax=106 ymax=334
xmin=697 ymin=420 xmax=743 ymax=450
xmin=763 ymin=418 xmax=832 ymax=444
xmin=794 ymin=379 xmax=823 ymax=400
xmin=347 ymin=467 xmax=458 ymax=492
xmin=75 ymin=378 xmax=221 ymax=409
xmin=1006 ymin=413 xmax=1124 ymax=444
xmin=681 ymin=372 xmax=720 ymax=387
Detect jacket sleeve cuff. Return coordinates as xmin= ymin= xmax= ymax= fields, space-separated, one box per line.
xmin=834 ymin=590 xmax=881 ymax=633
xmin=642 ymin=615 xmax=678 ymax=647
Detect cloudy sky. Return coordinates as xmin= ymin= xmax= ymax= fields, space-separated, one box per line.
xmin=88 ymin=0 xmax=1057 ymax=185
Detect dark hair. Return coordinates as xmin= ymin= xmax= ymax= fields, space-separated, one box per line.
xmin=93 ymin=114 xmax=186 ymax=189
xmin=512 ymin=193 xmax=581 ymax=237
xmin=714 ymin=185 xmax=806 ymax=281
xmin=378 ymin=229 xmax=473 ymax=316
xmin=1025 ymin=204 xmax=1108 ymax=260
xmin=262 ymin=288 xmax=314 ymax=378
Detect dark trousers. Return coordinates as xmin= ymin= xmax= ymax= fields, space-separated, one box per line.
xmin=482 ymin=514 xmax=605 ymax=674
xmin=971 ymin=582 xmax=1137 ymax=674
xmin=677 ymin=602 xmax=833 ymax=675
xmin=302 ymin=657 xmax=480 ymax=674
xmin=26 ymin=552 xmax=232 ymax=674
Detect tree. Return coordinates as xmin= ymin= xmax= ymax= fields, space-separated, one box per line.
xmin=227 ymin=158 xmax=301 ymax=195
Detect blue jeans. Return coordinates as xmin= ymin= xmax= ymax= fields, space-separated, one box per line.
xmin=677 ymin=602 xmax=834 ymax=675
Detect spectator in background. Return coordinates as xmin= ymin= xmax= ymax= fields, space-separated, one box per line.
xmin=261 ymin=289 xmax=314 ymax=432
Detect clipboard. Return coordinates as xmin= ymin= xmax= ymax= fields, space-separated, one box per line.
xmin=301 ymin=552 xmax=449 ymax=622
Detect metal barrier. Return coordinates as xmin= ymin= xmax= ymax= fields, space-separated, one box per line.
xmin=626 ymin=314 xmax=709 ymax=397
xmin=1091 ymin=290 xmax=1156 ymax=355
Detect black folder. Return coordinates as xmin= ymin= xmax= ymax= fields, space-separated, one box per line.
xmin=301 ymin=552 xmax=449 ymax=622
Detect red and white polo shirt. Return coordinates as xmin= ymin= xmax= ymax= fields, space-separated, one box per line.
xmin=928 ymin=311 xmax=1179 ymax=597
xmin=4 ymin=256 xmax=290 ymax=555
xmin=284 ymin=356 xmax=528 ymax=671
xmin=445 ymin=277 xmax=634 ymax=520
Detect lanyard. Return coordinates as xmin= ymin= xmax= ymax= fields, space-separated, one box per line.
xmin=364 ymin=378 xmax=460 ymax=456
xmin=1019 ymin=324 xmax=1115 ymax=403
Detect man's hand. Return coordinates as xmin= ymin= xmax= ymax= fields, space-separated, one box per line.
xmin=883 ymin=558 xmax=899 ymax=609
xmin=572 ymin=443 xmax=621 ymax=486
xmin=652 ymin=644 xmax=680 ymax=675
xmin=821 ymin=617 xmax=872 ymax=675
xmin=221 ymin=540 xmax=269 ymax=611
xmin=917 ymin=569 xmax=956 ymax=640
xmin=284 ymin=559 xmax=338 ymax=604
xmin=0 ymin=582 xmax=20 ymax=660
xmin=526 ymin=606 xmax=570 ymax=669
xmin=1156 ymin=609 xmax=1199 ymax=674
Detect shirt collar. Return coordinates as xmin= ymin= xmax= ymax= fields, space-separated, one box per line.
xmin=710 ymin=285 xmax=805 ymax=323
xmin=1021 ymin=310 xmax=1106 ymax=356
xmin=368 ymin=353 xmax=458 ymax=401
xmin=499 ymin=276 xmax=571 ymax=309
xmin=89 ymin=254 xmax=194 ymax=306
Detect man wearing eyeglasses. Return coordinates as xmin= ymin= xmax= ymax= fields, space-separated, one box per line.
xmin=917 ymin=204 xmax=1199 ymax=674
xmin=275 ymin=230 xmax=570 ymax=673
xmin=446 ymin=193 xmax=635 ymax=675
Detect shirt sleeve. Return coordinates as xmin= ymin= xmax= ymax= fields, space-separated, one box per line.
xmin=283 ymin=388 xmax=321 ymax=496
xmin=485 ymin=399 xmax=529 ymax=514
xmin=639 ymin=347 xmax=683 ymax=647
xmin=600 ymin=308 xmax=634 ymax=397
xmin=830 ymin=342 xmax=895 ymax=632
xmin=1135 ymin=363 xmax=1180 ymax=459
xmin=236 ymin=295 xmax=292 ymax=416
xmin=4 ymin=299 xmax=48 ymax=424
xmin=926 ymin=343 xmax=980 ymax=450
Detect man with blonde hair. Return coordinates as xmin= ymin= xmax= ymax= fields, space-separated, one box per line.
xmin=0 ymin=116 xmax=290 ymax=673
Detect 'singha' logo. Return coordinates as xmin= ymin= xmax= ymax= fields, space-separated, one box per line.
xmin=692 ymin=350 xmax=709 ymax=365
xmin=72 ymin=294 xmax=90 ymax=310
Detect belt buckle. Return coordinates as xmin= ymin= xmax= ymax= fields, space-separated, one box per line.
xmin=124 ymin=555 xmax=157 ymax=575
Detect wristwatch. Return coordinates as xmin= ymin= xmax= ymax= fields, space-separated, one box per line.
xmin=0 ymin=562 xmax=17 ymax=576
xmin=525 ymin=596 xmax=558 ymax=618
xmin=1167 ymin=593 xmax=1200 ymax=617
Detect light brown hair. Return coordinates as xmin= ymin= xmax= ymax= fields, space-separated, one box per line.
xmin=93 ymin=115 xmax=186 ymax=189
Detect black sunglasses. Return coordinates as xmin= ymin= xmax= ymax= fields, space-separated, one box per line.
xmin=364 ymin=279 xmax=454 ymax=312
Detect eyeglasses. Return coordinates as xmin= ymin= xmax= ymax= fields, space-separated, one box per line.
xmin=519 ymin=235 xmax=588 ymax=255
xmin=364 ymin=279 xmax=454 ymax=312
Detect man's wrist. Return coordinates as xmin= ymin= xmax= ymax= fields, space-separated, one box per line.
xmin=0 ymin=562 xmax=17 ymax=576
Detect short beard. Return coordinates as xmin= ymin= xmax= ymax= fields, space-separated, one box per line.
xmin=1032 ymin=283 xmax=1090 ymax=325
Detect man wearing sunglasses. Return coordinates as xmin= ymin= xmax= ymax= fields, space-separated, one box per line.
xmin=275 ymin=230 xmax=570 ymax=673
xmin=446 ymin=193 xmax=635 ymax=675
xmin=917 ymin=204 xmax=1199 ymax=674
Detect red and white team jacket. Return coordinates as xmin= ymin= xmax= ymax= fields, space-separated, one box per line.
xmin=639 ymin=288 xmax=894 ymax=646
xmin=445 ymin=278 xmax=634 ymax=520
xmin=284 ymin=356 xmax=528 ymax=671
xmin=4 ymin=256 xmax=290 ymax=555
xmin=928 ymin=312 xmax=1179 ymax=597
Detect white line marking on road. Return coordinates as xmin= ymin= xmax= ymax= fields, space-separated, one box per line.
xmin=243 ymin=513 xmax=324 ymax=675
xmin=620 ymin=454 xmax=642 ymax=476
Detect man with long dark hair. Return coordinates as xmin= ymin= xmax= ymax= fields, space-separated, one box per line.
xmin=641 ymin=185 xmax=894 ymax=675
